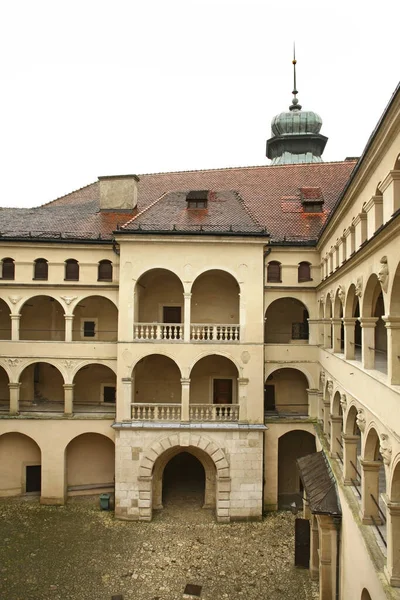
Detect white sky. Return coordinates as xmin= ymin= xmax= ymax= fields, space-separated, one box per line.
xmin=0 ymin=0 xmax=399 ymax=208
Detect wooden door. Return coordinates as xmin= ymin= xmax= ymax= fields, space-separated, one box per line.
xmin=213 ymin=379 xmax=232 ymax=405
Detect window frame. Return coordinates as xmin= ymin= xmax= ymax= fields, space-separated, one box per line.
xmin=33 ymin=258 xmax=48 ymax=281
xmin=1 ymin=257 xmax=15 ymax=280
xmin=65 ymin=259 xmax=79 ymax=281
xmin=98 ymin=260 xmax=113 ymax=282
xmin=267 ymin=261 xmax=282 ymax=283
xmin=298 ymin=261 xmax=312 ymax=283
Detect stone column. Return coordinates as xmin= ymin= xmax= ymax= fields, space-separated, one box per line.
xmin=323 ymin=319 xmax=332 ymax=350
xmin=306 ymin=388 xmax=319 ymax=418
xmin=360 ymin=317 xmax=378 ymax=369
xmin=317 ymin=391 xmax=324 ymax=425
xmin=331 ymin=318 xmax=342 ymax=353
xmin=322 ymin=399 xmax=330 ymax=436
xmin=63 ymin=384 xmax=74 ymax=415
xmin=307 ymin=319 xmax=319 ymax=345
xmin=317 ymin=515 xmax=336 ymax=600
xmin=64 ymin=315 xmax=73 ymax=342
xmin=180 ymin=378 xmax=190 ymax=422
xmin=384 ymin=498 xmax=400 ymax=587
xmin=310 ymin=515 xmax=319 ymax=581
xmin=343 ymin=317 xmax=357 ymax=360
xmin=330 ymin=416 xmax=343 ymax=458
xmin=342 ymin=434 xmax=360 ymax=485
xmin=117 ymin=377 xmax=133 ymax=422
xmin=183 ymin=292 xmax=192 ymax=342
xmin=360 ymin=459 xmax=382 ymax=524
xmin=238 ymin=377 xmax=249 ymax=422
xmin=10 ymin=314 xmax=20 ymax=341
xmin=239 ymin=292 xmax=246 ymax=341
xmin=8 ymin=382 xmax=20 ymax=415
xmin=383 ymin=316 xmax=400 ymax=385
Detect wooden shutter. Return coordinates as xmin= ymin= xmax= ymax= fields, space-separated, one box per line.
xmin=34 ymin=259 xmax=48 ymax=280
xmin=65 ymin=260 xmax=79 ymax=280
xmin=298 ymin=262 xmax=311 ymax=282
xmin=2 ymin=258 xmax=15 ymax=280
xmin=98 ymin=260 xmax=112 ymax=281
xmin=267 ymin=261 xmax=281 ymax=283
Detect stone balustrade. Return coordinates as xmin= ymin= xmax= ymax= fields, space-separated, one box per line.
xmin=133 ymin=323 xmax=183 ymax=341
xmin=130 ymin=402 xmax=240 ymax=422
xmin=190 ymin=324 xmax=240 ymax=342
xmin=189 ymin=403 xmax=239 ymax=422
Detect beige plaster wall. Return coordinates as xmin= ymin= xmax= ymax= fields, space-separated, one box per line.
xmin=0 ymin=432 xmax=41 ymax=496
xmin=20 ymin=363 xmax=64 ymax=403
xmin=191 ymin=270 xmax=239 ymax=323
xmin=134 ymin=355 xmax=181 ymax=404
xmin=264 ymin=248 xmax=320 ymax=287
xmin=265 ymin=298 xmax=308 ymax=343
xmin=72 ymin=296 xmax=118 ymax=341
xmin=74 ymin=365 xmax=116 ymax=404
xmin=66 ymin=433 xmax=115 ymax=489
xmin=190 ymin=355 xmax=238 ymax=404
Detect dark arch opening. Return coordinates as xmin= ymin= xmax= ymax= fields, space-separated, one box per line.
xmin=278 ymin=430 xmax=316 ymax=509
xmin=162 ymin=451 xmax=205 ymax=509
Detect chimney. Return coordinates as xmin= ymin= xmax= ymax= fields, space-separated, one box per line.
xmin=98 ymin=175 xmax=139 ymax=211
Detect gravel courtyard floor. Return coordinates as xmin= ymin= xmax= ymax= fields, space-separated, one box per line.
xmin=0 ymin=494 xmax=319 ymax=600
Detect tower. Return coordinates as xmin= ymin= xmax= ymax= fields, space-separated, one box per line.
xmin=266 ymin=49 xmax=328 ymax=164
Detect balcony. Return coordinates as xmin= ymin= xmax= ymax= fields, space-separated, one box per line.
xmin=132 ymin=323 xmax=240 ymax=342
xmin=131 ymin=402 xmax=239 ymax=422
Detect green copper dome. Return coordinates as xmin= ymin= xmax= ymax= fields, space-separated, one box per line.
xmin=271 ymin=109 xmax=323 ymax=137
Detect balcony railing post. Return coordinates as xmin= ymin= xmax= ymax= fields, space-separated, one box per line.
xmin=180 ymin=378 xmax=190 ymax=422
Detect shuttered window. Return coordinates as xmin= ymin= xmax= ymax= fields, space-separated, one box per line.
xmin=2 ymin=258 xmax=15 ymax=280
xmin=267 ymin=261 xmax=281 ymax=283
xmin=65 ymin=259 xmax=79 ymax=281
xmin=34 ymin=259 xmax=48 ymax=280
xmin=298 ymin=262 xmax=311 ymax=282
xmin=98 ymin=260 xmax=113 ymax=281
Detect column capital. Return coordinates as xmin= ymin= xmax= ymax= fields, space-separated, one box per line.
xmin=307 ymin=319 xmax=321 ymax=325
xmin=343 ymin=317 xmax=358 ymax=325
xmin=121 ymin=377 xmax=133 ymax=383
xmin=64 ymin=314 xmax=74 ymax=320
xmin=180 ymin=378 xmax=191 ymax=385
xmin=360 ymin=459 xmax=382 ymax=471
xmin=331 ymin=318 xmax=342 ymax=325
xmin=63 ymin=383 xmax=75 ymax=390
xmin=330 ymin=415 xmax=342 ymax=424
xmin=383 ymin=316 xmax=400 ymax=329
xmin=359 ymin=317 xmax=378 ymax=328
xmin=183 ymin=292 xmax=192 ymax=299
xmin=306 ymin=388 xmax=320 ymax=395
xmin=342 ymin=434 xmax=360 ymax=444
xmin=238 ymin=377 xmax=249 ymax=386
xmin=10 ymin=314 xmax=20 ymax=320
xmin=8 ymin=382 xmax=21 ymax=389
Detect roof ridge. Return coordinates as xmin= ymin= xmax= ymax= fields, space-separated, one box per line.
xmin=36 ymin=181 xmax=98 ymax=208
xmin=137 ymin=160 xmax=357 ymax=178
xmin=120 ymin=191 xmax=169 ymax=229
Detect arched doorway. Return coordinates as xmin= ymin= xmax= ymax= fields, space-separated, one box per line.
xmin=19 ymin=362 xmax=64 ymax=412
xmin=66 ymin=433 xmax=114 ymax=496
xmin=0 ymin=432 xmax=41 ymax=496
xmin=162 ymin=451 xmax=206 ymax=510
xmin=278 ymin=430 xmax=316 ymax=509
xmin=264 ymin=298 xmax=309 ymax=343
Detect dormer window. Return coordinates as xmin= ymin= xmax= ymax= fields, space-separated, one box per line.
xmin=300 ymin=187 xmax=324 ymax=213
xmin=186 ymin=190 xmax=208 ymax=209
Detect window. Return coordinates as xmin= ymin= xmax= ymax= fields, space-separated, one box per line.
xmin=298 ymin=262 xmax=312 ymax=282
xmin=82 ymin=320 xmax=96 ymax=338
xmin=267 ymin=261 xmax=281 ymax=283
xmin=103 ymin=385 xmax=116 ymax=403
xmin=33 ymin=258 xmax=48 ymax=280
xmin=98 ymin=260 xmax=113 ymax=281
xmin=1 ymin=257 xmax=15 ymax=280
xmin=65 ymin=259 xmax=79 ymax=281
xmin=303 ymin=203 xmax=323 ymax=213
xmin=186 ymin=190 xmax=208 ymax=209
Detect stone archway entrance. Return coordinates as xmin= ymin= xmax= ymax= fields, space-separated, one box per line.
xmin=162 ymin=451 xmax=206 ymax=510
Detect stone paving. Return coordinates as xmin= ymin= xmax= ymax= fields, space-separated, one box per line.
xmin=0 ymin=494 xmax=319 ymax=600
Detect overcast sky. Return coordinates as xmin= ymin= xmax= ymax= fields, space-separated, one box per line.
xmin=0 ymin=0 xmax=399 ymax=208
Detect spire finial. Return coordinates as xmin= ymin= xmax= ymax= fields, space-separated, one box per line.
xmin=290 ymin=43 xmax=302 ymax=111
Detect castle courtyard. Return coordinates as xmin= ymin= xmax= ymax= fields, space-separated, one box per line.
xmin=0 ymin=496 xmax=318 ymax=600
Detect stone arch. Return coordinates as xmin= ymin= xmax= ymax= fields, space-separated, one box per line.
xmin=361 ymin=589 xmax=372 ymax=600
xmin=394 ymin=153 xmax=400 ymax=170
xmin=331 ymin=390 xmax=342 ymax=416
xmin=390 ymin=260 xmax=400 ymax=315
xmin=71 ymin=360 xmax=117 ymax=380
xmin=72 ymin=294 xmax=118 ymax=341
xmin=138 ymin=433 xmax=230 ymax=522
xmin=189 ymin=266 xmax=241 ymax=294
xmin=134 ymin=268 xmax=184 ymax=325
xmin=189 ymin=351 xmax=241 ymax=378
xmin=19 ymin=295 xmax=65 ymax=341
xmin=265 ymin=364 xmax=314 ymax=390
xmin=72 ymin=363 xmax=117 ymax=406
xmin=131 ymin=352 xmax=183 ymax=378
xmin=65 ymin=432 xmax=115 ymax=496
xmin=363 ymin=424 xmax=381 ymax=461
xmin=362 ymin=273 xmax=385 ymax=317
xmin=190 ymin=269 xmax=240 ymax=329
xmin=325 ymin=294 xmax=333 ymax=318
xmin=344 ymin=284 xmax=357 ymax=318
xmin=74 ymin=291 xmax=119 ymax=310
xmin=344 ymin=404 xmax=359 ymax=435
xmin=265 ymin=368 xmax=309 ymax=415
xmin=0 ymin=432 xmax=42 ymax=496
xmin=0 ymin=365 xmax=10 ymax=410
xmin=132 ymin=354 xmax=182 ymax=407
xmin=333 ymin=288 xmax=344 ymax=318
xmin=264 ymin=297 xmax=310 ymax=343
xmin=0 ymin=297 xmax=11 ymax=340
xmin=18 ymin=361 xmax=66 ymax=409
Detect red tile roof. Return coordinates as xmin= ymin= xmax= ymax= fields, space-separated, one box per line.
xmin=0 ymin=161 xmax=356 ymax=243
